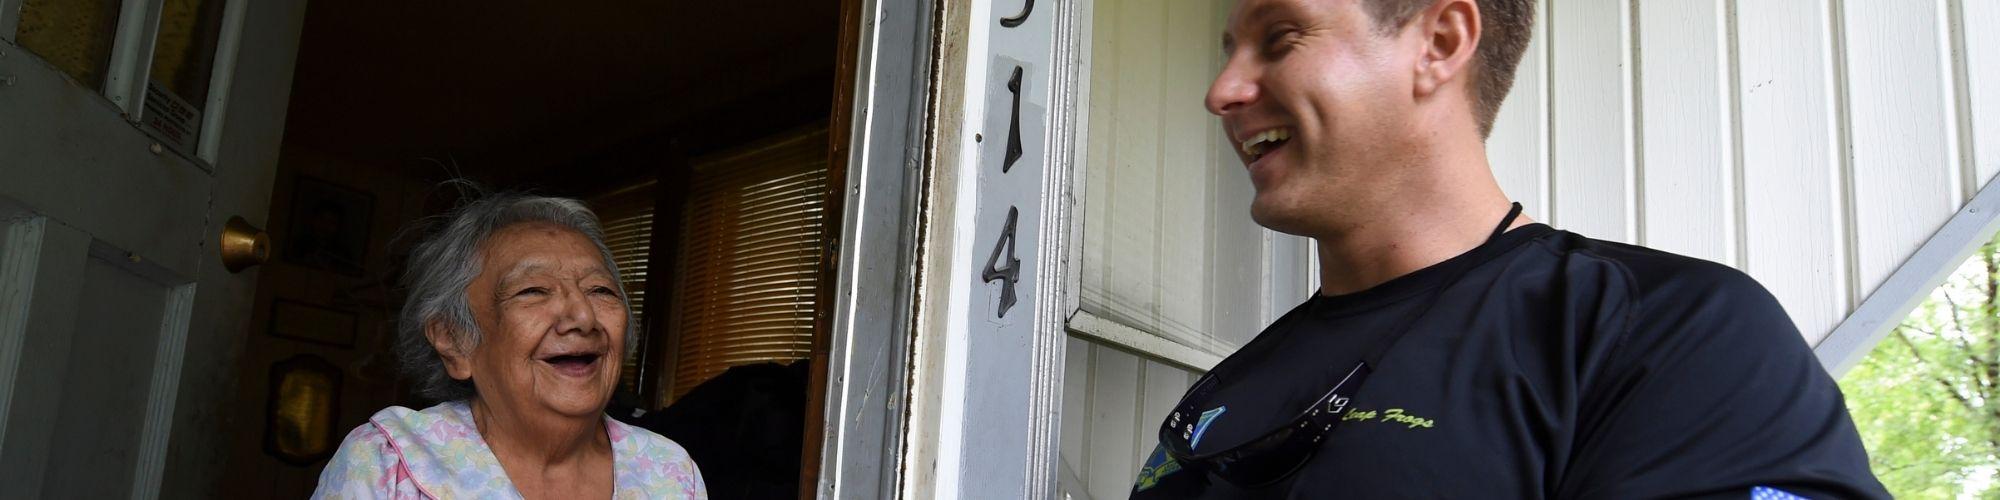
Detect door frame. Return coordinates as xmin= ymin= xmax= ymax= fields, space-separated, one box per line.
xmin=810 ymin=0 xmax=938 ymax=497
xmin=895 ymin=0 xmax=1091 ymax=497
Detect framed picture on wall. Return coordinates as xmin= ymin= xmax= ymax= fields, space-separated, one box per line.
xmin=284 ymin=175 xmax=374 ymax=276
xmin=263 ymin=353 xmax=343 ymax=466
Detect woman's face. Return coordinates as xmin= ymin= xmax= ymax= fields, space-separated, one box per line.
xmin=438 ymin=222 xmax=627 ymax=419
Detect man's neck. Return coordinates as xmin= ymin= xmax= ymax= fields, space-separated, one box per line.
xmin=1311 ymin=158 xmax=1526 ymax=296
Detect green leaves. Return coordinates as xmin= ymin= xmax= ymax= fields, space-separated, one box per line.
xmin=1840 ymin=239 xmax=2000 ymax=499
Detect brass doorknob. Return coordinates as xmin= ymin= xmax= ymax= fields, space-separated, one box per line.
xmin=220 ymin=216 xmax=270 ymax=273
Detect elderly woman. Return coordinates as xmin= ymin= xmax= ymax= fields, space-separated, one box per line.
xmin=314 ymin=192 xmax=706 ymax=498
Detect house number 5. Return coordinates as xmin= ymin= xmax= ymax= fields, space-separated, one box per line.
xmin=1000 ymin=0 xmax=1034 ymax=27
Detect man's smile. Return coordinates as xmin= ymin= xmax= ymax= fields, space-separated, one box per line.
xmin=1239 ymin=127 xmax=1294 ymax=163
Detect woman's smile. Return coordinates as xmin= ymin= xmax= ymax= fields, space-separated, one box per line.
xmin=537 ymin=350 xmax=604 ymax=378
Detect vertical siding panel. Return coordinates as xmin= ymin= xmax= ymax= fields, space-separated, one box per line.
xmin=1137 ymin=360 xmax=1191 ymax=465
xmin=1963 ymin=0 xmax=2000 ymax=187
xmin=1842 ymin=1 xmax=1960 ymax=302
xmin=1550 ymin=0 xmax=1635 ymax=242
xmin=1085 ymin=345 xmax=1142 ymax=500
xmin=1638 ymin=0 xmax=1734 ymax=265
xmin=1489 ymin=0 xmax=1549 ymax=220
xmin=1735 ymin=0 xmax=1847 ymax=340
xmin=1059 ymin=337 xmax=1092 ymax=480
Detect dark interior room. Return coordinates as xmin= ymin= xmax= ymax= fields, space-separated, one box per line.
xmin=227 ymin=1 xmax=845 ymax=497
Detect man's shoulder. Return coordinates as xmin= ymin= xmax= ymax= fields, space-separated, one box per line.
xmin=1531 ymin=229 xmax=1806 ymax=371
xmin=1534 ymin=229 xmax=1777 ymax=313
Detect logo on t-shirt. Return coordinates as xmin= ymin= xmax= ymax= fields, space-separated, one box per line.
xmin=1132 ymin=444 xmax=1182 ymax=492
xmin=1190 ymin=406 xmax=1226 ymax=449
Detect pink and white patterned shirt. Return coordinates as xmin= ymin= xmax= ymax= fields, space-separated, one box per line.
xmin=312 ymin=401 xmax=706 ymax=499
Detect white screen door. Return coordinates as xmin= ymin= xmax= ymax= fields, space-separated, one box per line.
xmin=0 ymin=0 xmax=305 ymax=497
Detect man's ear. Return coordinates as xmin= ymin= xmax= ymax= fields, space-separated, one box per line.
xmin=427 ymin=320 xmax=474 ymax=380
xmin=1413 ymin=0 xmax=1481 ymax=99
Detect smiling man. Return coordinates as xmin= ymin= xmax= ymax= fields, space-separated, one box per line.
xmin=1128 ymin=0 xmax=1887 ymax=498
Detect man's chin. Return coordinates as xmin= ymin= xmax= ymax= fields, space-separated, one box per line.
xmin=1249 ymin=199 xmax=1317 ymax=237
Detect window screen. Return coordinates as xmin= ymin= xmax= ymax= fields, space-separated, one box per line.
xmin=15 ymin=0 xmax=122 ymax=90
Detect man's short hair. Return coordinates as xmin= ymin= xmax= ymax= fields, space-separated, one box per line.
xmin=1362 ymin=0 xmax=1536 ymax=138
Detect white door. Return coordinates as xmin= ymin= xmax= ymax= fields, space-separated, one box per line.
xmin=0 ymin=0 xmax=306 ymax=498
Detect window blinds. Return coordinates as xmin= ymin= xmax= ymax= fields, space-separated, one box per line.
xmin=667 ymin=128 xmax=829 ymax=402
xmin=591 ymin=181 xmax=658 ymax=394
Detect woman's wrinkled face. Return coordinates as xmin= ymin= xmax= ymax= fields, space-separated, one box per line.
xmin=443 ymin=222 xmax=626 ymax=419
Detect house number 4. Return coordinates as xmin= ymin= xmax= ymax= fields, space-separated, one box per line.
xmin=982 ymin=206 xmax=1021 ymax=318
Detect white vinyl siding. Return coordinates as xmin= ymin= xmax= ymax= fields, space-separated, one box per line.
xmin=1489 ymin=0 xmax=1997 ymax=343
xmin=1061 ymin=337 xmax=1200 ymax=500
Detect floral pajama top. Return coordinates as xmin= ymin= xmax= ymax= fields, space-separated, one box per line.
xmin=312 ymin=401 xmax=706 ymax=499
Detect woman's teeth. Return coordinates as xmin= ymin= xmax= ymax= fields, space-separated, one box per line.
xmin=1240 ymin=128 xmax=1293 ymax=160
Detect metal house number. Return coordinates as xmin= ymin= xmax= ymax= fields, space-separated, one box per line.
xmin=1000 ymin=0 xmax=1035 ymax=27
xmin=981 ymin=66 xmax=1027 ymax=319
xmin=1003 ymin=66 xmax=1025 ymax=173
xmin=981 ymin=2 xmax=1034 ymax=319
xmin=981 ymin=206 xmax=1021 ymax=317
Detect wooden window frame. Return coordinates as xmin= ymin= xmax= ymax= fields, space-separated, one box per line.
xmin=636 ymin=145 xmax=693 ymax=409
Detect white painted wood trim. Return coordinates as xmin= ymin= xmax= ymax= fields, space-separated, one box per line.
xmin=104 ymin=0 xmax=164 ymax=115
xmin=195 ymin=0 xmax=251 ymax=163
xmin=1066 ymin=310 xmax=1221 ymax=372
xmin=1059 ymin=0 xmax=1095 ymax=330
xmin=129 ymin=283 xmax=194 ymax=500
xmin=1817 ymin=175 xmax=2000 ymax=376
xmin=1057 ymin=455 xmax=1094 ymax=500
xmin=0 ymin=215 xmax=47 ymax=451
xmin=1027 ymin=0 xmax=1091 ymax=496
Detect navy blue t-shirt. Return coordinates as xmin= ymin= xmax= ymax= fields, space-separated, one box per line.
xmin=1130 ymin=224 xmax=1887 ymax=499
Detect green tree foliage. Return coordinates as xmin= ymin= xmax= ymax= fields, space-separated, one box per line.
xmin=1841 ymin=238 xmax=2000 ymax=499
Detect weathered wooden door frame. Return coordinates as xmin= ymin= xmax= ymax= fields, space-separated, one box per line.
xmin=809 ymin=0 xmax=939 ymax=497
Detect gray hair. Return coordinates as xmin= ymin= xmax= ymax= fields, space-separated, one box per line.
xmin=395 ymin=190 xmax=635 ymax=402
